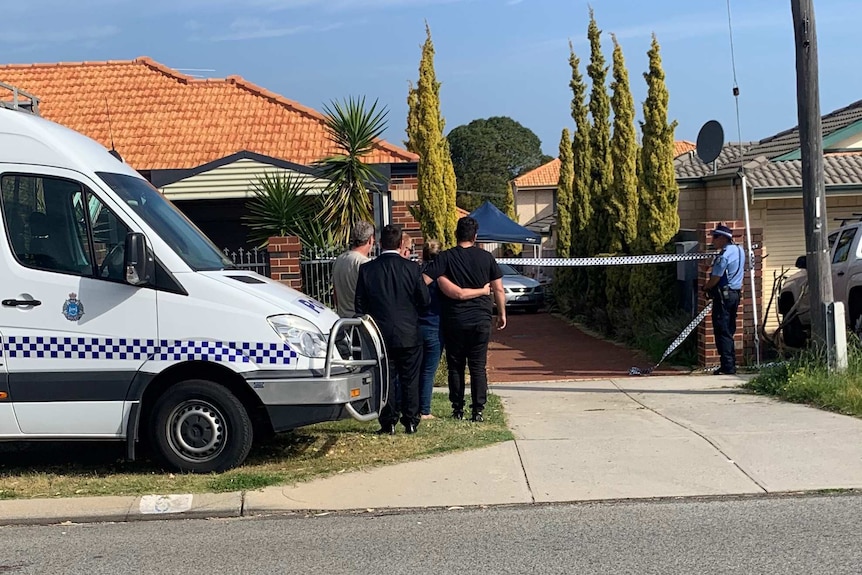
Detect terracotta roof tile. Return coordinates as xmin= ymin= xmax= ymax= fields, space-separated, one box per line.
xmin=0 ymin=57 xmax=418 ymax=171
xmin=513 ymin=158 xmax=560 ymax=188
xmin=674 ymin=140 xmax=696 ymax=157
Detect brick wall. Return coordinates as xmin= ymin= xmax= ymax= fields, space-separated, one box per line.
xmin=389 ymin=172 xmax=424 ymax=249
xmin=696 ymin=221 xmax=763 ymax=367
xmin=268 ymin=235 xmax=302 ymax=289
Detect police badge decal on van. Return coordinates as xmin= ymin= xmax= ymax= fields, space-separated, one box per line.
xmin=63 ymin=293 xmax=84 ymax=321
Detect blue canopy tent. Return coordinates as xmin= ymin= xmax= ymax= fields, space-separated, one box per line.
xmin=467 ymin=201 xmax=541 ymax=246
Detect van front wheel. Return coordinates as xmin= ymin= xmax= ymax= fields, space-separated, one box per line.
xmin=150 ymin=380 xmax=253 ymax=473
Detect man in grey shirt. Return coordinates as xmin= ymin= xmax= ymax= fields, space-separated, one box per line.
xmin=332 ymin=220 xmax=375 ymax=318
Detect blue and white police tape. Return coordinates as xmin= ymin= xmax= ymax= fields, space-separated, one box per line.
xmin=497 ymin=252 xmax=717 ymax=267
xmin=629 ymin=303 xmax=713 ymax=376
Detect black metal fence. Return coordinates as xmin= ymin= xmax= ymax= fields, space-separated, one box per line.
xmin=222 ymin=247 xmax=270 ymax=276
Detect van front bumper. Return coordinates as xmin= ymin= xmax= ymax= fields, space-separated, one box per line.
xmin=243 ymin=316 xmax=389 ymax=432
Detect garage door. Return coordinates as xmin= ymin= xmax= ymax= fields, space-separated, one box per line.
xmin=763 ymin=203 xmax=862 ymax=330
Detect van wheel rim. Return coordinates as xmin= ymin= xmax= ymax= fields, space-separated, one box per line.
xmin=167 ymin=400 xmax=226 ymax=463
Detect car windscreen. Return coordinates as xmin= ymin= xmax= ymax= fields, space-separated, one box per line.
xmin=97 ymin=172 xmax=235 ymax=271
xmin=499 ymin=263 xmax=520 ymax=276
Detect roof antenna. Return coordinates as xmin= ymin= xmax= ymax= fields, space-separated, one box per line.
xmin=105 ymin=97 xmax=123 ymax=163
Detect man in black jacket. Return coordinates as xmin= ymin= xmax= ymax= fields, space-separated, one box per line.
xmin=355 ymin=225 xmax=431 ymax=434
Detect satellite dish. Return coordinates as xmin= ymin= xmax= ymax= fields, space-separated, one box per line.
xmin=696 ymin=120 xmax=725 ymax=165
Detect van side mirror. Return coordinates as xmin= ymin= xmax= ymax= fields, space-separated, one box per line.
xmin=795 ymin=255 xmax=807 ymax=270
xmin=125 ymin=232 xmax=154 ymax=286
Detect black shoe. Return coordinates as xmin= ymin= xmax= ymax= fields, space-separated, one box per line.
xmin=376 ymin=424 xmax=396 ymax=435
xmin=713 ymin=368 xmax=737 ymax=376
xmin=471 ymin=411 xmax=484 ymax=423
xmin=404 ymin=423 xmax=418 ymax=434
xmin=452 ymin=410 xmax=464 ymax=420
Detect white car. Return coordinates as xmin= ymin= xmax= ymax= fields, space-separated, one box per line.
xmin=498 ymin=263 xmax=544 ymax=313
xmin=778 ymin=223 xmax=861 ymax=346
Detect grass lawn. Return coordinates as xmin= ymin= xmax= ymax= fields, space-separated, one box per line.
xmin=745 ymin=341 xmax=862 ymax=417
xmin=0 ymin=393 xmax=512 ymax=500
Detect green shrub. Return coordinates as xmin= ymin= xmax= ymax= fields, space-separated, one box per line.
xmin=746 ymin=336 xmax=862 ymax=417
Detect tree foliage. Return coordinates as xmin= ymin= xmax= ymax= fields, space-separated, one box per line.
xmin=584 ymin=9 xmax=613 ymax=321
xmin=569 ymin=42 xmax=592 ymax=259
xmin=555 ymin=128 xmax=574 ymax=257
xmin=407 ymin=24 xmax=457 ymax=246
xmin=630 ymin=34 xmax=681 ymax=321
xmin=636 ymin=34 xmax=680 ymax=253
xmin=609 ymin=34 xmax=639 ymax=253
xmin=447 ymin=116 xmax=550 ymax=212
xmin=586 ymin=9 xmax=612 ymax=258
xmin=244 ymin=173 xmax=335 ymax=249
xmin=316 ymin=96 xmax=387 ymax=244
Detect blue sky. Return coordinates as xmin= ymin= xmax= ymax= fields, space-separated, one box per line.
xmin=4 ymin=0 xmax=860 ymax=156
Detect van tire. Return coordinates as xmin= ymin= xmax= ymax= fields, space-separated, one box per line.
xmin=149 ymin=380 xmax=253 ymax=473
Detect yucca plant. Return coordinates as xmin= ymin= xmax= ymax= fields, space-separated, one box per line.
xmin=316 ymin=96 xmax=388 ymax=243
xmin=243 ymin=172 xmax=335 ymax=248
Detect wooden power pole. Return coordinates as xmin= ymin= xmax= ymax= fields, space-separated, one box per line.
xmin=791 ymin=0 xmax=844 ymax=368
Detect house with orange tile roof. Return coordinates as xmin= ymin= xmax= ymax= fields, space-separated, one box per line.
xmin=511 ymin=142 xmax=703 ymax=257
xmin=0 ymin=57 xmax=422 ymax=250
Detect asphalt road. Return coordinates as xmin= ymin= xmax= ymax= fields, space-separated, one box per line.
xmin=2 ymin=494 xmax=861 ymax=574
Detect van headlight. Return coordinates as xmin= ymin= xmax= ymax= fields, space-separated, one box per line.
xmin=267 ymin=315 xmax=328 ymax=358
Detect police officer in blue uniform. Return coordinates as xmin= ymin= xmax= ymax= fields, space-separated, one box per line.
xmin=702 ymin=224 xmax=745 ymax=375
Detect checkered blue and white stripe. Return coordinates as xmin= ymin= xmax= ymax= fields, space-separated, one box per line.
xmin=1 ymin=336 xmax=298 ymax=365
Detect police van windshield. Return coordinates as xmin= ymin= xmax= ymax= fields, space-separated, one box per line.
xmin=97 ymin=172 xmax=235 ymax=271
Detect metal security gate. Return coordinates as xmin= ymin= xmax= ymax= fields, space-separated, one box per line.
xmin=222 ymin=247 xmax=270 ymax=276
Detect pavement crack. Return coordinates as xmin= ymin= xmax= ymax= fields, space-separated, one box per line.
xmin=513 ymin=440 xmax=536 ymax=504
xmin=609 ymin=380 xmax=768 ymax=494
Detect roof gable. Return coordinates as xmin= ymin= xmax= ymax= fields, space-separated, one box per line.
xmin=0 ymin=57 xmax=418 ymax=171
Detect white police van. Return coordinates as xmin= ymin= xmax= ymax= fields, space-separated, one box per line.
xmin=0 ymin=88 xmax=387 ymax=473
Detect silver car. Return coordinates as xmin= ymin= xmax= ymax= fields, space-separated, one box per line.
xmin=497 ymin=263 xmax=544 ymax=313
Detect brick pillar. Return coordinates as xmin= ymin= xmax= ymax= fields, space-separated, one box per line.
xmin=268 ymin=235 xmax=302 ymax=290
xmin=389 ymin=171 xmax=425 ymax=253
xmin=696 ymin=221 xmax=763 ymax=367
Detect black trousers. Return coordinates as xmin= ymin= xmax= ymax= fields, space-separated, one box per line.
xmin=380 ymin=345 xmax=422 ymax=428
xmin=712 ymin=290 xmax=740 ymax=372
xmin=444 ymin=322 xmax=491 ymax=413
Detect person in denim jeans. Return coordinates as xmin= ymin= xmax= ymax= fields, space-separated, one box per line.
xmin=418 ymin=240 xmax=445 ymax=419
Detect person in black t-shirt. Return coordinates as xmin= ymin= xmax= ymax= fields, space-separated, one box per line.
xmin=423 ymin=217 xmax=506 ymax=422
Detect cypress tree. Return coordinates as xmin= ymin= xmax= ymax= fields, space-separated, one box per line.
xmin=502 ymin=181 xmax=522 ymax=255
xmin=572 ymin=42 xmax=593 ymax=313
xmin=630 ymin=34 xmax=680 ymax=322
xmin=555 ymin=128 xmax=574 ymax=257
xmin=637 ymin=33 xmax=679 ymax=251
xmin=586 ymin=9 xmax=612 ymax=257
xmin=609 ymin=34 xmax=638 ymax=253
xmin=585 ymin=9 xmax=612 ymax=324
xmin=605 ymin=34 xmax=640 ymax=325
xmin=407 ymin=23 xmax=456 ymax=247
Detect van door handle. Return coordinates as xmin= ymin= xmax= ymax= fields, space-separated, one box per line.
xmin=837 ymin=272 xmax=846 ymax=277
xmin=2 ymin=299 xmax=42 ymax=307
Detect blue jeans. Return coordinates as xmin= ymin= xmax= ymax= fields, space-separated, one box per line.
xmin=419 ymin=323 xmax=444 ymax=415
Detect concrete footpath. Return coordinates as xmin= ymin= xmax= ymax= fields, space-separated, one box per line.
xmin=4 ymin=375 xmax=862 ymax=525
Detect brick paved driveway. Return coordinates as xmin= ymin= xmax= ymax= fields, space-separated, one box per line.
xmin=486 ymin=312 xmax=680 ymax=383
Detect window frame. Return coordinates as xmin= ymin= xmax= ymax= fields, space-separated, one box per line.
xmin=832 ymin=227 xmax=858 ymax=265
xmin=0 ymin=172 xmax=129 ymax=284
